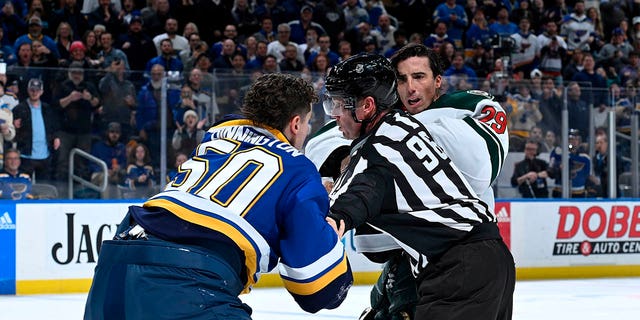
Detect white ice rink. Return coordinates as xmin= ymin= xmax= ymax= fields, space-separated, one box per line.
xmin=1 ymin=278 xmax=639 ymax=319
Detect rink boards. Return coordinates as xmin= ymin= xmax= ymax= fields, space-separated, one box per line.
xmin=1 ymin=199 xmax=640 ymax=295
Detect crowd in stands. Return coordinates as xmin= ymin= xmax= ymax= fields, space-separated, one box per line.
xmin=0 ymin=0 xmax=638 ymax=199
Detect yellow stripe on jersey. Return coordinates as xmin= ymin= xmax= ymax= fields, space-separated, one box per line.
xmin=211 ymin=119 xmax=290 ymax=144
xmin=280 ymin=252 xmax=350 ymax=296
xmin=144 ymin=197 xmax=260 ymax=293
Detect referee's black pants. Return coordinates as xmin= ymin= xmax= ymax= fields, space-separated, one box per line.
xmin=415 ymin=239 xmax=515 ymax=320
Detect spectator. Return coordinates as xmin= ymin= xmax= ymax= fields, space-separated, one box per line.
xmin=212 ymin=39 xmax=237 ymax=70
xmin=288 ymin=5 xmax=327 ymax=45
xmin=528 ymin=126 xmax=545 ymax=150
xmin=279 ymin=42 xmax=304 ymax=72
xmin=443 ymin=51 xmax=477 ymax=90
xmin=135 ymin=64 xmax=179 ymax=168
xmin=572 ymin=53 xmax=608 ymax=112
xmin=564 ymin=81 xmax=590 ymax=140
xmin=562 ymin=47 xmax=583 ymax=81
xmin=51 ymin=0 xmax=88 ymax=43
xmin=172 ymin=84 xmax=199 ymax=128
xmin=306 ymin=34 xmax=339 ymax=68
xmin=97 ymin=32 xmax=129 ymax=70
xmin=117 ymin=0 xmax=139 ymax=32
xmin=343 ymin=0 xmax=369 ymax=31
xmin=538 ymin=34 xmax=567 ymax=81
xmin=243 ymin=35 xmax=258 ymax=61
xmin=465 ymin=40 xmax=492 ymax=79
xmin=0 ymin=1 xmax=26 ymax=46
xmin=245 ymin=40 xmax=268 ymax=71
xmin=253 ymin=0 xmax=291 ymax=33
xmin=529 ymin=69 xmax=544 ymax=99
xmin=375 ymin=14 xmax=396 ymax=54
xmin=30 ymin=39 xmax=58 ymax=72
xmin=178 ymin=32 xmax=201 ymax=72
xmin=541 ymin=0 xmax=567 ymax=27
xmin=14 ymin=15 xmax=59 ymax=59
xmin=0 ymin=86 xmax=15 ymax=168
xmin=81 ymin=0 xmax=121 ymax=15
xmin=97 ymin=58 xmax=136 ymax=140
xmin=511 ymin=139 xmax=549 ymax=198
xmin=152 ymin=18 xmax=188 ymax=57
xmin=591 ymin=133 xmax=624 ymax=198
xmin=423 ymin=21 xmax=455 ymax=50
xmin=267 ymin=23 xmax=299 ymax=63
xmin=345 ymin=20 xmax=382 ymax=54
xmin=166 ymin=151 xmax=187 ymax=183
xmin=0 ymin=81 xmax=19 ymax=111
xmin=619 ymin=51 xmax=640 ymax=87
xmin=252 ymin=17 xmax=276 ymax=44
xmin=542 ymin=129 xmax=557 ymax=153
xmin=82 ymin=30 xmax=101 ymax=61
xmin=186 ymin=68 xmax=218 ymax=126
xmin=0 ymin=26 xmax=17 ymax=65
xmin=12 ymin=78 xmax=59 ymax=182
xmin=54 ymin=61 xmax=101 ymax=181
xmin=140 ymin=0 xmax=172 ymax=37
xmin=631 ymin=16 xmax=640 ymax=47
xmin=231 ymin=0 xmax=259 ymax=40
xmin=337 ymin=40 xmax=352 ymax=61
xmin=261 ymin=54 xmax=279 ymax=73
xmin=383 ymin=28 xmax=407 ymax=58
xmin=181 ymin=22 xmax=199 ymax=41
xmin=123 ymin=142 xmax=155 ymax=198
xmin=548 ymin=128 xmax=592 ymax=198
xmin=465 ymin=9 xmax=492 ymax=49
xmin=538 ymin=20 xmax=567 ymax=51
xmin=560 ymin=0 xmax=593 ymax=52
xmin=596 ymin=27 xmax=634 ymax=69
xmin=314 ymin=0 xmax=346 ymax=50
xmin=586 ymin=6 xmax=604 ymax=44
xmin=432 ymin=0 xmax=468 ymax=49
xmin=299 ymin=28 xmax=319 ymax=62
xmin=171 ymin=109 xmax=205 ymax=158
xmin=510 ymin=16 xmax=539 ymax=79
xmin=117 ymin=15 xmax=156 ymax=73
xmin=508 ymin=97 xmax=542 ymax=150
xmin=437 ymin=41 xmax=455 ymax=70
xmin=489 ymin=8 xmax=518 ymax=37
xmin=145 ymin=38 xmax=183 ymax=74
xmin=26 ymin=1 xmax=50 ymax=31
xmin=89 ymin=122 xmax=126 ymax=199
xmin=0 ymin=148 xmax=33 ymax=200
xmin=87 ymin=0 xmax=121 ymax=38
xmin=538 ymin=76 xmax=563 ymax=134
xmin=54 ymin=22 xmax=74 ymax=66
xmin=511 ymin=0 xmax=536 ymax=28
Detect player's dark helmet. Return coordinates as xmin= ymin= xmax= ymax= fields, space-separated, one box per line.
xmin=325 ymin=53 xmax=398 ymax=110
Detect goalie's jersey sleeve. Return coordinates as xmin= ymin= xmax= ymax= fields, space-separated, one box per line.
xmin=413 ymin=90 xmax=509 ymax=208
xmin=137 ymin=119 xmax=352 ymax=313
xmin=329 ymin=111 xmax=500 ymax=275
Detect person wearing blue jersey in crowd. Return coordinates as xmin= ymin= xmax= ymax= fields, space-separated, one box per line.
xmin=84 ymin=72 xmax=352 ymax=319
xmin=548 ymin=128 xmax=593 ymax=198
xmin=0 ymin=148 xmax=33 ymax=200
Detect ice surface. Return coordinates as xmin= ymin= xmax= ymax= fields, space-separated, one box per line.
xmin=1 ymin=278 xmax=639 ymax=319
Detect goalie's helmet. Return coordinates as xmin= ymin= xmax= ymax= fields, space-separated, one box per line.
xmin=324 ymin=53 xmax=398 ymax=110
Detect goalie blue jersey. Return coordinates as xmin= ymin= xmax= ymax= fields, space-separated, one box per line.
xmin=136 ymin=119 xmax=352 ymax=313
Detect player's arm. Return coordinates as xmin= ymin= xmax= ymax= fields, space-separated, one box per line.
xmin=328 ymin=163 xmax=390 ymax=231
xmin=277 ymin=182 xmax=353 ymax=313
